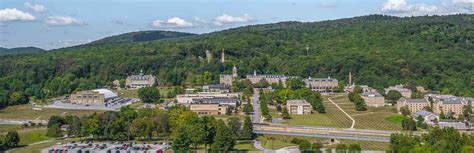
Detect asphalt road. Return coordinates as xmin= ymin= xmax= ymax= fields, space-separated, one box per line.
xmin=253 ymin=124 xmax=402 ymax=142
xmin=0 ymin=119 xmax=47 ymax=125
xmin=252 ymin=89 xmax=261 ymax=123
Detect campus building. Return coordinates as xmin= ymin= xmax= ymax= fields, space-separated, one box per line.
xmin=345 ymin=85 xmax=377 ymax=93
xmin=412 ymin=110 xmax=439 ymax=123
xmin=397 ymin=97 xmax=429 ymax=114
xmin=190 ymin=103 xmax=227 ymax=115
xmin=286 ymin=100 xmax=312 ymax=114
xmin=303 ymin=76 xmax=338 ymax=92
xmin=245 ymin=70 xmax=288 ymax=87
xmin=125 ymin=70 xmax=157 ymax=89
xmin=385 ymin=85 xmax=412 ymax=98
xmin=70 ymin=89 xmax=117 ymax=104
xmin=219 ymin=66 xmax=238 ymax=86
xmin=359 ymin=92 xmax=385 ymax=107
xmin=176 ymin=92 xmax=240 ymax=106
xmin=202 ymin=84 xmax=230 ymax=93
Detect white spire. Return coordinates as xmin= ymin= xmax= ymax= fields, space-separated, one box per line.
xmin=253 ymin=70 xmax=256 ymax=76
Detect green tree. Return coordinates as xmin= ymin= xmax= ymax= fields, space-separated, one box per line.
xmin=242 ymin=102 xmax=253 ymax=114
xmin=47 ymin=115 xmax=64 ymax=128
xmin=400 ymin=106 xmax=410 ymax=116
xmin=348 ymin=144 xmax=361 ymax=153
xmin=312 ymin=142 xmax=323 ymax=153
xmin=335 ymin=144 xmax=348 ymax=153
xmin=241 ymin=116 xmax=253 ymax=140
xmin=46 ymin=124 xmax=63 ymax=138
xmin=386 ymin=90 xmax=402 ymax=105
xmin=227 ymin=117 xmax=241 ymax=138
xmin=298 ymin=140 xmax=312 ymax=153
xmin=402 ymin=117 xmax=417 ymax=131
xmin=138 ymin=86 xmax=161 ymax=103
xmin=172 ymin=127 xmax=191 ymax=152
xmin=288 ymin=77 xmax=304 ymax=90
xmin=281 ymin=107 xmax=290 ymax=119
xmin=4 ymin=131 xmax=19 ymax=148
xmin=211 ymin=120 xmax=236 ymax=151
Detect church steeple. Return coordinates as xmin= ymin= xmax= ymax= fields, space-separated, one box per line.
xmin=140 ymin=69 xmax=144 ymax=76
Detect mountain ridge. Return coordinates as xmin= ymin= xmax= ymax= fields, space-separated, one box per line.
xmin=0 ymin=14 xmax=472 ymax=104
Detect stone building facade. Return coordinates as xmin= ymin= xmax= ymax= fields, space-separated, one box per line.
xmin=125 ymin=70 xmax=157 ymax=89
xmin=303 ymin=76 xmax=338 ymax=92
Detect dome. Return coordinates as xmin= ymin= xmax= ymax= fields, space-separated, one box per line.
xmin=93 ymin=89 xmax=118 ymax=99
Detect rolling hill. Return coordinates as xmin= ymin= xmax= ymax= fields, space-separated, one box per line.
xmin=0 ymin=14 xmax=473 ymax=108
xmin=0 ymin=47 xmax=45 ymax=56
xmin=87 ymin=30 xmax=196 ymax=45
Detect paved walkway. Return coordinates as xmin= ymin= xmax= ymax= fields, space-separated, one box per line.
xmin=252 ymin=89 xmax=261 ymax=123
xmin=327 ymin=94 xmax=355 ymax=129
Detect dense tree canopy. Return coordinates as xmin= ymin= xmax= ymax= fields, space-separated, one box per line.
xmin=0 ymin=14 xmax=473 ymax=109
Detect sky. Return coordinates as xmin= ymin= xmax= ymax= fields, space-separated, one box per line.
xmin=0 ymin=0 xmax=473 ymax=50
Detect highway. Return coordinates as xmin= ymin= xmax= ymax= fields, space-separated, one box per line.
xmin=253 ymin=124 xmax=420 ymax=142
xmin=0 ymin=119 xmax=47 ymax=125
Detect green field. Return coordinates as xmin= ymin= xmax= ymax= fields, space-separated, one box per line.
xmin=0 ymin=104 xmax=104 ymax=120
xmin=281 ymin=95 xmax=352 ymax=128
xmin=18 ymin=128 xmax=50 ymax=145
xmin=259 ymin=134 xmax=390 ymax=151
xmin=282 ymin=94 xmax=402 ymax=130
xmin=385 ymin=115 xmax=407 ymax=124
xmin=0 ymin=125 xmax=23 ymax=133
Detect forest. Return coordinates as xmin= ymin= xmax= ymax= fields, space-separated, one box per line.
xmin=0 ymin=14 xmax=473 ymax=108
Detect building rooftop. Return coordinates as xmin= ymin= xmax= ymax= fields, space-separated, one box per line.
xmin=414 ymin=110 xmax=435 ymax=117
xmin=359 ymin=92 xmax=383 ymax=97
xmin=203 ymin=84 xmax=229 ymax=90
xmin=304 ymin=76 xmax=338 ymax=82
xmin=405 ymin=98 xmax=428 ymax=103
xmin=92 ymin=89 xmax=117 ymax=99
xmin=287 ymin=99 xmax=311 ymax=105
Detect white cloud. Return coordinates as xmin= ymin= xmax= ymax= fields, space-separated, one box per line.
xmin=151 ymin=17 xmax=193 ymax=28
xmin=0 ymin=8 xmax=35 ymax=22
xmin=213 ymin=14 xmax=253 ymax=26
xmin=382 ymin=0 xmax=473 ymax=16
xmin=24 ymin=2 xmax=46 ymax=13
xmin=45 ymin=16 xmax=84 ymax=26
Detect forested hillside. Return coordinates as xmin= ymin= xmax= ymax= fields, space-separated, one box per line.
xmin=0 ymin=14 xmax=473 ymax=108
xmin=0 ymin=47 xmax=45 ymax=56
xmin=87 ymin=30 xmax=195 ymax=45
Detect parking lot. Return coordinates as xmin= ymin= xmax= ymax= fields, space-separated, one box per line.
xmin=43 ymin=141 xmax=170 ymax=153
xmin=42 ymin=98 xmax=138 ymax=111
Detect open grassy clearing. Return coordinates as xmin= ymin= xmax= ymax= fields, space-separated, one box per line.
xmin=0 ymin=125 xmax=22 ymax=133
xmin=0 ymin=104 xmax=105 ymax=120
xmin=259 ymin=134 xmax=389 ymax=151
xmin=281 ymin=94 xmax=402 ymax=130
xmin=115 ymin=89 xmax=139 ymax=98
xmin=281 ymin=95 xmax=352 ymax=128
xmin=18 ymin=128 xmax=50 ymax=145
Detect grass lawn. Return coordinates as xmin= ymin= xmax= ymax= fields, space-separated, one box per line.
xmin=281 ymin=95 xmax=352 ymax=128
xmin=258 ymin=135 xmax=298 ymax=150
xmin=18 ymin=128 xmax=50 ymax=145
xmin=115 ymin=89 xmax=139 ymax=98
xmin=0 ymin=104 xmax=104 ymax=120
xmin=385 ymin=115 xmax=407 ymax=124
xmin=259 ymin=134 xmax=390 ymax=151
xmin=234 ymin=140 xmax=259 ymax=152
xmin=0 ymin=125 xmax=22 ymax=133
xmin=282 ymin=94 xmax=402 ymax=130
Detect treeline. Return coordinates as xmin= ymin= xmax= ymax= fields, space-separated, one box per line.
xmin=1 ymin=14 xmax=473 ymax=109
xmin=347 ymin=86 xmax=367 ymax=111
xmin=390 ymin=127 xmax=474 ymax=153
xmin=0 ymin=131 xmax=20 ymax=151
xmin=45 ymin=106 xmax=253 ymax=152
